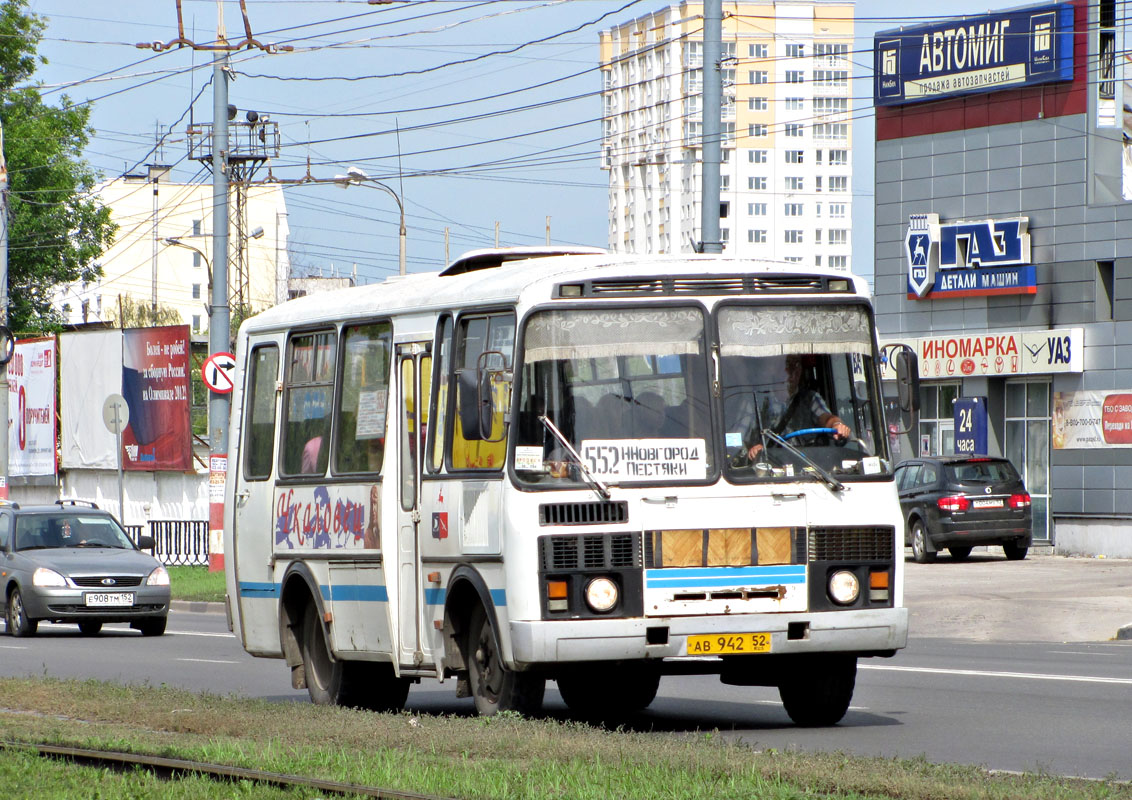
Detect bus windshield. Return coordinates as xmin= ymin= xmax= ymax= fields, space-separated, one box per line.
xmin=514 ymin=306 xmax=713 ymax=486
xmin=514 ymin=302 xmax=888 ymax=487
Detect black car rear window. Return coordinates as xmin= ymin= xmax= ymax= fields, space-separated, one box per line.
xmin=945 ymin=461 xmax=1018 ymax=483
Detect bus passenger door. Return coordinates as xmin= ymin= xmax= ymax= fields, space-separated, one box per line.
xmin=395 ymin=342 xmax=431 ymax=667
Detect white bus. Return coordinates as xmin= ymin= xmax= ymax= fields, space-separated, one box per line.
xmin=224 ymin=248 xmax=919 ymax=726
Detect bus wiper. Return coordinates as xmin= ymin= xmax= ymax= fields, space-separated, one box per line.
xmin=762 ymin=430 xmax=845 ymax=493
xmin=538 ymin=415 xmax=611 ymax=501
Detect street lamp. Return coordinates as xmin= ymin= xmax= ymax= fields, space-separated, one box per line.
xmin=164 ymin=237 xmax=212 ymax=315
xmin=334 ymin=166 xmax=406 ymax=276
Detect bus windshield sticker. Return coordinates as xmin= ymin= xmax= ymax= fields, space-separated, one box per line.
xmin=580 ymin=439 xmax=707 ymax=481
xmin=514 ymin=446 xmax=544 ymax=472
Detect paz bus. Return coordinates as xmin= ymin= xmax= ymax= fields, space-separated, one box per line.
xmin=223 ymin=248 xmax=919 ymax=726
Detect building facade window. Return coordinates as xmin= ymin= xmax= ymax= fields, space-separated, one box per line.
xmin=748 ymin=229 xmax=766 ymax=243
xmin=749 ymin=123 xmax=768 ymax=137
xmin=785 ymin=70 xmax=805 ymax=84
xmin=784 ymin=203 xmax=803 ymax=216
xmin=784 ymin=229 xmax=803 ymax=243
xmin=785 ymin=150 xmax=804 ymax=163
xmin=785 ymin=97 xmax=805 ymax=111
xmin=829 ymin=229 xmax=848 ymax=245
xmin=748 ymin=97 xmax=768 ymax=111
xmin=748 ymin=202 xmax=767 ymax=215
xmin=749 ymin=43 xmax=768 ymax=58
xmin=829 ymin=176 xmax=848 ymax=192
xmin=748 ymin=149 xmax=767 ymax=163
xmin=785 ymin=176 xmax=803 ymax=191
xmin=827 ymin=149 xmax=848 ymax=165
xmin=749 ymin=176 xmax=767 ymax=190
xmin=786 ymin=44 xmax=805 ymax=58
xmin=785 ymin=123 xmax=804 ymax=137
xmin=749 ymin=70 xmax=769 ymax=85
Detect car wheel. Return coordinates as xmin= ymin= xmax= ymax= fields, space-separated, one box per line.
xmin=557 ymin=666 xmax=661 ymax=720
xmin=779 ymin=654 xmax=857 ymax=727
xmin=136 ymin=617 xmax=167 ymax=637
xmin=78 ymin=620 xmax=103 ymax=636
xmin=465 ymin=604 xmax=544 ymax=716
xmin=6 ymin=588 xmax=37 ymax=637
xmin=910 ymin=521 xmax=935 ymax=563
xmin=948 ymin=546 xmax=972 ymax=561
xmin=1003 ymin=543 xmax=1029 ymax=561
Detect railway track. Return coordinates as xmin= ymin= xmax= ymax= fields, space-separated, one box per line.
xmin=0 ymin=740 xmax=455 ymax=799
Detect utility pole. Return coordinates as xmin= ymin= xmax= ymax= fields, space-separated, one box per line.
xmin=0 ymin=116 xmax=9 ymax=500
xmin=699 ymin=0 xmax=723 ymax=254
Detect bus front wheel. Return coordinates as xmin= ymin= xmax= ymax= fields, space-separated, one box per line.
xmin=557 ymin=666 xmax=660 ymax=719
xmin=465 ymin=605 xmax=544 ymax=716
xmin=301 ymin=603 xmax=410 ymax=711
xmin=778 ymin=655 xmax=857 ymax=727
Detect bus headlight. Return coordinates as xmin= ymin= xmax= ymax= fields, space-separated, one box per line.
xmin=584 ymin=577 xmax=618 ymax=613
xmin=828 ymin=570 xmax=860 ymax=605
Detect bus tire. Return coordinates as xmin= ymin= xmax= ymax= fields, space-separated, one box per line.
xmin=778 ymin=655 xmax=856 ymax=727
xmin=300 ymin=603 xmax=410 ymax=711
xmin=466 ymin=604 xmax=544 ymax=716
xmin=557 ymin=666 xmax=660 ymax=719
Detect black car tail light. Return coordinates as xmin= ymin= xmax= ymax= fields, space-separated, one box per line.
xmin=1009 ymin=493 xmax=1031 ymax=509
xmin=937 ymin=494 xmax=969 ymax=512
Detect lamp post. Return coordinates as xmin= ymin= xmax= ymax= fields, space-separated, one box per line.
xmin=334 ymin=166 xmax=406 ymax=276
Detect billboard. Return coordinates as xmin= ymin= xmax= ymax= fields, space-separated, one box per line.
xmin=1053 ymin=391 xmax=1132 ymax=449
xmin=875 ymin=3 xmax=1074 ymax=106
xmin=879 ymin=328 xmax=1083 ymax=380
xmin=121 ymin=325 xmax=192 ymax=471
xmin=7 ymin=337 xmax=57 ymax=477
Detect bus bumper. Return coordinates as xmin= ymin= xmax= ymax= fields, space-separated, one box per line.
xmin=510 ymin=607 xmax=908 ymax=665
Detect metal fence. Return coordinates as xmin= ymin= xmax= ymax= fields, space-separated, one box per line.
xmin=124 ymin=520 xmax=210 ymax=567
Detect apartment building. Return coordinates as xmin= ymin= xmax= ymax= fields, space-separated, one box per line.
xmin=599 ymin=1 xmax=853 ymax=267
xmin=56 ymin=171 xmax=290 ymax=332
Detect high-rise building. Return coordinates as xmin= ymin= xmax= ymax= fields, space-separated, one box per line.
xmin=599 ymin=1 xmax=853 ymax=268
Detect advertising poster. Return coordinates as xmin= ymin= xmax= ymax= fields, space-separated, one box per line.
xmin=121 ymin=325 xmax=192 ymax=471
xmin=1053 ymin=391 xmax=1132 ymax=449
xmin=7 ymin=337 xmax=57 ymax=476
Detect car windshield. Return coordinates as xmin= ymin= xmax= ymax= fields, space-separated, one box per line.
xmin=946 ymin=461 xmax=1018 ymax=483
xmin=14 ymin=513 xmax=134 ymax=551
xmin=513 ymin=306 xmax=713 ymax=486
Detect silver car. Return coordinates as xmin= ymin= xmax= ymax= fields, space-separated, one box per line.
xmin=1 ymin=501 xmax=170 ymax=636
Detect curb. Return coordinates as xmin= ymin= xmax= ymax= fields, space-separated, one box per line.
xmin=171 ymin=600 xmax=225 ymax=614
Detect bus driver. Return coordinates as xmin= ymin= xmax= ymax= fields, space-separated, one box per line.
xmin=746 ymin=354 xmax=850 ymax=461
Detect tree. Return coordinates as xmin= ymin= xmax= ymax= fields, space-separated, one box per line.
xmin=2 ymin=0 xmax=116 ymax=332
xmin=108 ymin=294 xmax=184 ymax=328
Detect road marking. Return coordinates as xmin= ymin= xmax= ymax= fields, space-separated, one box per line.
xmin=861 ymin=663 xmax=1132 ymax=686
xmin=167 ymin=630 xmax=236 ymax=638
xmin=176 ymin=658 xmax=240 ymax=665
xmin=0 ymin=645 xmax=28 ymax=650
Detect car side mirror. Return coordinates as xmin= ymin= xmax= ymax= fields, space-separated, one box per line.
xmin=137 ymin=535 xmax=156 ymax=550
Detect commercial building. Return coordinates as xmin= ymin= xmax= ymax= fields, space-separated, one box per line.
xmin=873 ymin=1 xmax=1132 ymax=556
xmin=55 ymin=171 xmax=290 ymax=332
xmin=599 ymin=1 xmax=853 ymax=266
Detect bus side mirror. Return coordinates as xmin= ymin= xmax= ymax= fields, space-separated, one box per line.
xmin=456 ymin=369 xmax=489 ymax=441
xmin=895 ymin=347 xmax=919 ymax=414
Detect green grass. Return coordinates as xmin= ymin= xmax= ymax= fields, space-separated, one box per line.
xmin=0 ymin=677 xmax=1128 ymax=800
xmin=168 ymin=566 xmax=226 ymax=603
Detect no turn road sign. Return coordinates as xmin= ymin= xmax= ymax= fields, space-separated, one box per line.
xmin=202 ymin=352 xmax=237 ymax=394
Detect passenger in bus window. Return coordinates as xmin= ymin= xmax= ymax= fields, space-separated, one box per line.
xmin=302 ymin=434 xmax=324 ymax=473
xmin=632 ymin=391 xmax=666 ymax=438
xmin=747 ymin=354 xmax=850 ymax=460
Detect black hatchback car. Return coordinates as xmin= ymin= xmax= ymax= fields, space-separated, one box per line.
xmin=894 ymin=456 xmax=1032 ymax=563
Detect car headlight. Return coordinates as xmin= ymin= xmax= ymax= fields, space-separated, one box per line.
xmin=584 ymin=577 xmax=618 ymax=613
xmin=828 ymin=570 xmax=860 ymax=605
xmin=146 ymin=565 xmax=170 ymax=587
xmin=33 ymin=567 xmax=68 ymax=588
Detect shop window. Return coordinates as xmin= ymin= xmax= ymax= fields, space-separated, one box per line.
xmin=918 ymin=383 xmax=959 ymax=456
xmin=1006 ymin=382 xmax=1050 ymax=541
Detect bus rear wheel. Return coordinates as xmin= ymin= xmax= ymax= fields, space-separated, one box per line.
xmin=557 ymin=666 xmax=660 ymax=720
xmin=466 ymin=605 xmax=544 ymax=716
xmin=301 ymin=603 xmax=410 ymax=711
xmin=778 ymin=655 xmax=857 ymax=727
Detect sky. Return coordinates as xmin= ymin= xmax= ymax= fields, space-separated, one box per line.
xmin=24 ymin=0 xmax=994 ymax=286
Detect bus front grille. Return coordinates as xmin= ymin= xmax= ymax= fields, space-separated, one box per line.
xmin=539 ymin=500 xmax=628 ymax=526
xmin=540 ymin=532 xmax=642 ymax=570
xmin=808 ymin=526 xmax=895 ymax=562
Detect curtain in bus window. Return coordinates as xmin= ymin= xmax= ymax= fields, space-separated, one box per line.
xmin=283 ymin=331 xmax=337 ymax=476
xmin=244 ymin=345 xmax=279 ymax=480
xmin=718 ymin=304 xmax=872 ymax=358
xmin=335 ymin=322 xmax=392 ymax=474
xmin=429 ymin=317 xmax=452 ymax=473
xmin=524 ymin=309 xmax=702 ymax=363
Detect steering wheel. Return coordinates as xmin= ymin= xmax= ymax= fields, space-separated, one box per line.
xmin=782 ymin=427 xmax=836 ymax=441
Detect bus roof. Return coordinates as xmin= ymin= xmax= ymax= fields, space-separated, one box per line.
xmin=243 ymin=251 xmax=871 ymax=335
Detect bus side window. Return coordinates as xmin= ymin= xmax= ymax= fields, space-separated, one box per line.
xmin=282 ymin=330 xmax=337 ymax=476
xmin=334 ymin=322 xmax=392 ymax=474
xmin=244 ymin=344 xmax=280 ymax=480
xmin=428 ymin=316 xmax=453 ymax=473
xmin=450 ymin=312 xmax=514 ymax=470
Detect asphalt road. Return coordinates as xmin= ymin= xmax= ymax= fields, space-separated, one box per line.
xmin=2 ymin=551 xmax=1130 ymax=780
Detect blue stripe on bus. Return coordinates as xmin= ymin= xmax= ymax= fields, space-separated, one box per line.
xmin=238 ymin=582 xmax=280 ymax=598
xmin=645 ymin=566 xmax=806 ymax=589
xmin=330 ymin=584 xmax=389 ymax=602
xmin=424 ymin=588 xmax=506 ymax=607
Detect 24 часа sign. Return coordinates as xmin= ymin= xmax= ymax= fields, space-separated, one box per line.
xmin=905 ymin=213 xmax=1035 ymax=300
xmin=874 ymin=3 xmax=1073 ymax=105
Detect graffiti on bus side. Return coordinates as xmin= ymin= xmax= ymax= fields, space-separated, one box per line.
xmin=274 ymin=485 xmax=376 ymax=550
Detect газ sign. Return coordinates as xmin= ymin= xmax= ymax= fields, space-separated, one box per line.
xmin=905 ymin=214 xmax=1035 ymax=300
